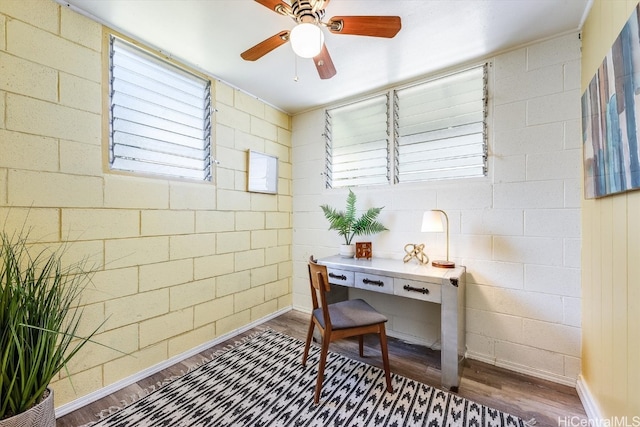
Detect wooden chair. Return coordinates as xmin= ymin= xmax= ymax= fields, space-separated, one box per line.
xmin=302 ymin=256 xmax=393 ymax=404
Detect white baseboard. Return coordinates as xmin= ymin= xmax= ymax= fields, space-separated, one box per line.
xmin=55 ymin=306 xmax=292 ymax=418
xmin=576 ymin=374 xmax=602 ymax=420
xmin=465 ymin=350 xmax=495 ymax=366
xmin=292 ymin=304 xmax=311 ymax=314
xmin=496 ymin=359 xmax=576 ymax=387
xmin=465 ymin=351 xmax=577 ymax=387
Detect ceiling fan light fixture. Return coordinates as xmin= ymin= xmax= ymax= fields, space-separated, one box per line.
xmin=289 ymin=22 xmax=324 ymax=58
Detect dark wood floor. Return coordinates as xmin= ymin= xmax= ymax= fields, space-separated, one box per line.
xmin=57 ymin=309 xmax=587 ymax=426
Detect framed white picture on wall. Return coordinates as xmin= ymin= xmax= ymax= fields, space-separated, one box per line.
xmin=247 ymin=150 xmax=278 ymax=194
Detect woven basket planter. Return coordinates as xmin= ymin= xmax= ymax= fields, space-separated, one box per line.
xmin=0 ymin=389 xmax=55 ymax=427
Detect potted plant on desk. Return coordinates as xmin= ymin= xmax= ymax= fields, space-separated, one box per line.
xmin=320 ymin=189 xmax=388 ymax=258
xmin=0 ymin=231 xmax=104 ymax=427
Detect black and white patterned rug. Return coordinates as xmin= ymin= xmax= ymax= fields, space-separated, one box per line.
xmin=86 ymin=329 xmax=533 ymax=427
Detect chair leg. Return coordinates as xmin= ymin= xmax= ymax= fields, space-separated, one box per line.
xmin=314 ymin=335 xmax=331 ymax=404
xmin=302 ymin=317 xmax=315 ymax=367
xmin=378 ymin=324 xmax=393 ymax=393
xmin=358 ymin=335 xmax=364 ymax=357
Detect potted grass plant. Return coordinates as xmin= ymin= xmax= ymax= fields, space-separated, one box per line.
xmin=320 ymin=189 xmax=388 ymax=258
xmin=0 ymin=231 xmax=103 ymax=427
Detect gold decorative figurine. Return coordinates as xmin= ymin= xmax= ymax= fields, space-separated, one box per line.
xmin=403 ymin=243 xmax=429 ymax=265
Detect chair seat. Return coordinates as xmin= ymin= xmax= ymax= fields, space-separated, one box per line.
xmin=312 ymin=298 xmax=388 ymax=330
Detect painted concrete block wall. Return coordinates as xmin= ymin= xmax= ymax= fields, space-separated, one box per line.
xmin=0 ymin=0 xmax=292 ymax=408
xmin=292 ymin=32 xmax=582 ymax=386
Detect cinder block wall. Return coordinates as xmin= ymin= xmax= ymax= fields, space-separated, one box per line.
xmin=292 ymin=32 xmax=582 ymax=386
xmin=0 ymin=0 xmax=292 ymax=407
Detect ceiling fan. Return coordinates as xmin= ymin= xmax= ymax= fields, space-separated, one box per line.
xmin=240 ymin=0 xmax=401 ymax=80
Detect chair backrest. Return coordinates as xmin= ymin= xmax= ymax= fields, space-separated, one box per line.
xmin=308 ymin=256 xmax=332 ymax=323
xmin=308 ymin=256 xmax=331 ymax=292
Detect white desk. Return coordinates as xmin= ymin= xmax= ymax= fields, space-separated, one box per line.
xmin=317 ymin=255 xmax=466 ymax=392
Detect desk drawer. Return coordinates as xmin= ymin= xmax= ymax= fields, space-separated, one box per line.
xmin=394 ymin=278 xmax=441 ymax=303
xmin=355 ymin=272 xmax=394 ymax=294
xmin=326 ymin=268 xmax=354 ymax=287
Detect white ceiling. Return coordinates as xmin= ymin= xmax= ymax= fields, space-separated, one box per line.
xmin=59 ymin=0 xmax=591 ymax=114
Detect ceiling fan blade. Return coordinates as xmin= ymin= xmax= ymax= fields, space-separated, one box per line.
xmin=241 ymin=31 xmax=290 ymax=61
xmin=328 ymin=16 xmax=401 ymax=38
xmin=255 ymin=0 xmax=292 ymax=16
xmin=314 ymin=44 xmax=336 ymax=79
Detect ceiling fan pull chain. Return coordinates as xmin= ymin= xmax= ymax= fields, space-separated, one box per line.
xmin=294 ymin=55 xmax=299 ymax=82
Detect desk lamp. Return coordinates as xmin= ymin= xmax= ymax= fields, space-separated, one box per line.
xmin=421 ymin=210 xmax=455 ymax=268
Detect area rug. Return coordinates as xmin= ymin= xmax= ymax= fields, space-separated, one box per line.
xmin=85 ymin=329 xmax=533 ymax=427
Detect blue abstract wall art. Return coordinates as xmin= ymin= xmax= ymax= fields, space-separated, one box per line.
xmin=582 ymin=4 xmax=640 ymax=198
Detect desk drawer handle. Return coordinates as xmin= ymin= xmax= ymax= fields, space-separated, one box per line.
xmin=329 ymin=272 xmax=347 ymax=281
xmin=362 ymin=278 xmax=384 ymax=287
xmin=403 ymin=284 xmax=430 ymax=295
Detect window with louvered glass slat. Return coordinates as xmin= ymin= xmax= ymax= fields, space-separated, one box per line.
xmin=109 ymin=36 xmax=212 ymax=181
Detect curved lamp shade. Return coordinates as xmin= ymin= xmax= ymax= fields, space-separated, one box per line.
xmin=422 ymin=210 xmax=455 ymax=268
xmin=421 ymin=211 xmax=444 ymax=233
xmin=290 ymin=23 xmax=324 ymax=58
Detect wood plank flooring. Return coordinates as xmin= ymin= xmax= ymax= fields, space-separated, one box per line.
xmin=57 ymin=309 xmax=587 ymax=426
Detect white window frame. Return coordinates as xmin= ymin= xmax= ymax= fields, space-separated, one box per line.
xmin=107 ymin=34 xmax=213 ymax=182
xmin=325 ymin=64 xmax=488 ymax=188
xmin=324 ymin=94 xmax=391 ymax=188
